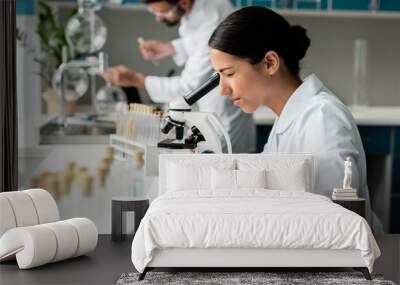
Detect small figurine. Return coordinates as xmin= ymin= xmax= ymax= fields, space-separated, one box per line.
xmin=343 ymin=156 xmax=352 ymax=190
xmin=332 ymin=156 xmax=358 ymax=200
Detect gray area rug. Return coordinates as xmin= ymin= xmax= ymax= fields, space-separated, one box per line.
xmin=116 ymin=271 xmax=396 ymax=285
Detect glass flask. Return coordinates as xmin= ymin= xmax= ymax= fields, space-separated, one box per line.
xmin=369 ymin=0 xmax=380 ymax=12
xmin=353 ymin=39 xmax=368 ymax=107
xmin=52 ymin=65 xmax=89 ymax=101
xmin=65 ymin=0 xmax=107 ymax=55
xmin=95 ymin=84 xmax=127 ymax=115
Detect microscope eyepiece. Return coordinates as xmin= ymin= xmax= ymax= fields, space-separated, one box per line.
xmin=183 ymin=73 xmax=220 ymax=106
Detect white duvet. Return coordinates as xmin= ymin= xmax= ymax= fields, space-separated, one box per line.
xmin=131 ymin=190 xmax=380 ymax=273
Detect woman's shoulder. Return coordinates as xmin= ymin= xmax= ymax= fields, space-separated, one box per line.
xmin=300 ymin=90 xmax=356 ymax=129
xmin=308 ymin=87 xmax=351 ymax=114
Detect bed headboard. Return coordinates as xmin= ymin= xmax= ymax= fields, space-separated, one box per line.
xmin=159 ymin=153 xmax=315 ymax=195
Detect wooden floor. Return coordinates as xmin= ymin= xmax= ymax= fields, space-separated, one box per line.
xmin=0 ymin=235 xmax=399 ymax=285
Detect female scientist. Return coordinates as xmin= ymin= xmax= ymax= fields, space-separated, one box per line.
xmin=208 ymin=6 xmax=381 ymax=231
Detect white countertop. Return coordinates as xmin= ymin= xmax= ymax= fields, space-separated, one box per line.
xmin=254 ymin=106 xmax=400 ymax=126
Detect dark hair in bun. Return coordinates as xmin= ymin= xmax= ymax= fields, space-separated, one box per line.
xmin=209 ymin=6 xmax=310 ymax=76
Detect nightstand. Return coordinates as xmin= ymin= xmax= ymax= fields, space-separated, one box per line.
xmin=332 ymin=198 xmax=366 ymax=218
xmin=111 ymin=197 xmax=149 ymax=242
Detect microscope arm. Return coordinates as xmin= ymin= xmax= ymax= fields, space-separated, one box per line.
xmin=183 ymin=112 xmax=232 ymax=154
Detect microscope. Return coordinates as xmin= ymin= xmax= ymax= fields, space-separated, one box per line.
xmin=157 ymin=73 xmax=232 ymax=154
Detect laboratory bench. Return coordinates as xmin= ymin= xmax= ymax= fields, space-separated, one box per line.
xmin=254 ymin=106 xmax=400 ymax=233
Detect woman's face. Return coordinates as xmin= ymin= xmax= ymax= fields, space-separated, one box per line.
xmin=210 ymin=48 xmax=271 ymax=113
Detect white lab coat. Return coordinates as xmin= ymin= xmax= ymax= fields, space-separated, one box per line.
xmin=263 ymin=74 xmax=381 ymax=231
xmin=144 ymin=0 xmax=256 ymax=153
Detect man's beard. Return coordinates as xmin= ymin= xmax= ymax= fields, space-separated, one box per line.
xmin=162 ymin=19 xmax=180 ymax=27
xmin=162 ymin=5 xmax=185 ymax=27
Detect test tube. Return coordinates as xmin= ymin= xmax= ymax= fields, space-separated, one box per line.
xmin=127 ymin=103 xmax=134 ymax=139
xmin=120 ymin=104 xmax=129 ymax=137
xmin=137 ymin=104 xmax=142 ymax=142
xmin=137 ymin=37 xmax=159 ymax=66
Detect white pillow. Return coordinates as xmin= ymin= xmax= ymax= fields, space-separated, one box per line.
xmin=211 ymin=168 xmax=267 ymax=191
xmin=237 ymin=158 xmax=308 ymax=191
xmin=211 ymin=168 xmax=236 ymax=190
xmin=166 ymin=159 xmax=235 ymax=192
xmin=267 ymin=165 xmax=306 ymax=191
xmin=236 ymin=169 xmax=267 ymax=189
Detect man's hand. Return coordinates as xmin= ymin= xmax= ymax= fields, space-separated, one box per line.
xmin=102 ymin=66 xmax=146 ymax=88
xmin=138 ymin=38 xmax=175 ymax=61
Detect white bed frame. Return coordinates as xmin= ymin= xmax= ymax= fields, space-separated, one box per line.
xmin=148 ymin=248 xmax=366 ymax=268
xmin=142 ymin=248 xmax=370 ymax=280
xmin=138 ymin=154 xmax=371 ymax=281
xmin=139 ymin=248 xmax=371 ymax=281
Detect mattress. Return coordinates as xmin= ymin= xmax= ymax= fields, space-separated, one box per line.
xmin=131 ymin=190 xmax=380 ymax=273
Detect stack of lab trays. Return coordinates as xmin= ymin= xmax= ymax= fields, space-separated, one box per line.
xmin=115 ymin=103 xmax=163 ymax=146
xmin=332 ymin=188 xmax=358 ymax=200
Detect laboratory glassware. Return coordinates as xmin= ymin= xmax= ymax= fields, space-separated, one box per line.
xmin=95 ymin=51 xmax=127 ymax=116
xmin=95 ymin=84 xmax=127 ymax=115
xmin=369 ymin=0 xmax=380 ymax=12
xmin=65 ymin=0 xmax=107 ymax=55
xmin=353 ymin=39 xmax=368 ymax=107
xmin=52 ymin=65 xmax=89 ymax=101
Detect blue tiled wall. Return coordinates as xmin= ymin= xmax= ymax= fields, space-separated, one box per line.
xmin=380 ymin=0 xmax=400 ymax=11
xmin=231 ymin=0 xmax=400 ymax=11
xmin=17 ymin=0 xmax=35 ymax=15
xmin=121 ymin=0 xmax=140 ymax=3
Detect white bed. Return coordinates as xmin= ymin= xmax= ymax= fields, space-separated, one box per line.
xmin=131 ymin=154 xmax=380 ymax=280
